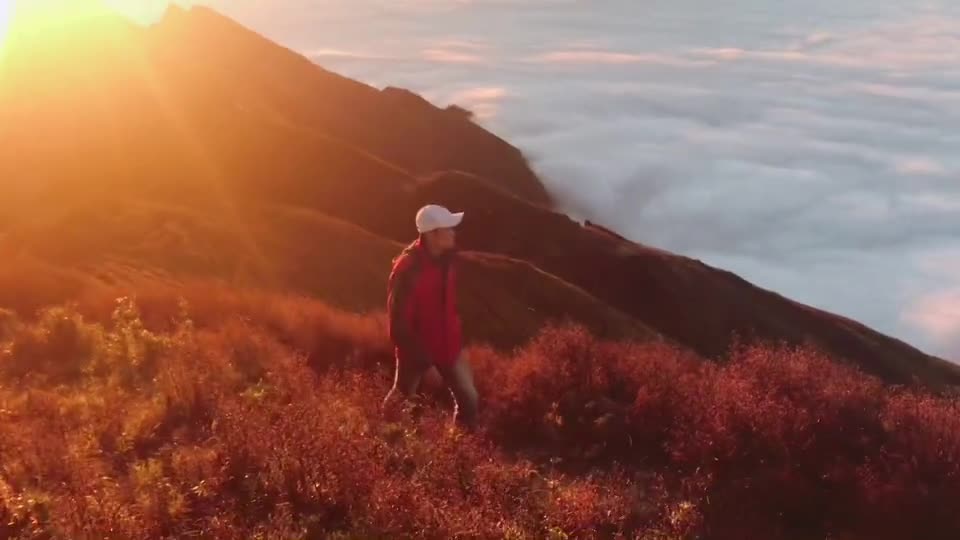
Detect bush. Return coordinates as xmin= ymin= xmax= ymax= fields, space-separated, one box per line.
xmin=0 ymin=305 xmax=100 ymax=383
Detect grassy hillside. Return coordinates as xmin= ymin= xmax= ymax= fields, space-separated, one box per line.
xmin=1 ymin=283 xmax=958 ymax=539
xmin=0 ymin=200 xmax=655 ymax=349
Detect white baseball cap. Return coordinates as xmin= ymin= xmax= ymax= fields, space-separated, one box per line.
xmin=415 ymin=204 xmax=464 ymax=234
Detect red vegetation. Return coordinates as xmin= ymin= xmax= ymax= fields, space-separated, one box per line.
xmin=1 ymin=283 xmax=958 ymax=539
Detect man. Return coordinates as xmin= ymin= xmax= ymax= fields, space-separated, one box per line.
xmin=383 ymin=204 xmax=479 ymax=430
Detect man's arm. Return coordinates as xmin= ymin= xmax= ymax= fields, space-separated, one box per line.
xmin=388 ymin=257 xmax=419 ymax=354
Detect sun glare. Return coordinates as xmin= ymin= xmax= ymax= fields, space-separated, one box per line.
xmin=0 ymin=0 xmax=12 ymax=50
xmin=0 ymin=0 xmax=195 ymax=62
xmin=103 ymin=0 xmax=187 ymax=25
xmin=0 ymin=0 xmax=183 ymax=40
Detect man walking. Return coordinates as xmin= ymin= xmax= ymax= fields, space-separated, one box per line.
xmin=383 ymin=204 xmax=479 ymax=430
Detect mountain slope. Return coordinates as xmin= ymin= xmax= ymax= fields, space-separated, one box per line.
xmin=0 ymin=4 xmax=956 ymax=390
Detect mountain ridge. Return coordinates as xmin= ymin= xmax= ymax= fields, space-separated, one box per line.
xmin=151 ymin=4 xmax=551 ymax=205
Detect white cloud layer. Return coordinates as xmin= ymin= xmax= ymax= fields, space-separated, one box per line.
xmin=201 ymin=0 xmax=960 ymax=360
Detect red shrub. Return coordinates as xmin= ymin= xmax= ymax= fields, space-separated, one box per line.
xmin=481 ymin=328 xmax=960 ymax=540
xmin=481 ymin=325 xmax=702 ymax=466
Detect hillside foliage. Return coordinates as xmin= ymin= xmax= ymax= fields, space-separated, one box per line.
xmin=0 ymin=282 xmax=958 ymax=540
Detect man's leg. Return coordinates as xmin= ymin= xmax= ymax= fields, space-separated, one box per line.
xmin=383 ymin=354 xmax=429 ymax=419
xmin=438 ymin=351 xmax=480 ymax=430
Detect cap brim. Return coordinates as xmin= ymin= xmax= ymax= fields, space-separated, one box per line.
xmin=431 ymin=212 xmax=464 ymax=230
xmin=446 ymin=212 xmax=465 ymax=228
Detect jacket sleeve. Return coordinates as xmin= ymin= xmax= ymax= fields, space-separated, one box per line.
xmin=387 ymin=256 xmax=418 ymax=352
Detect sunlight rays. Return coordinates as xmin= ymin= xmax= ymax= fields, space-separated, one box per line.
xmin=0 ymin=0 xmax=272 ymax=279
xmin=124 ymin=46 xmax=278 ymax=284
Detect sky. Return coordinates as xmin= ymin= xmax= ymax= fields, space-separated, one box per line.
xmin=145 ymin=1 xmax=960 ymax=358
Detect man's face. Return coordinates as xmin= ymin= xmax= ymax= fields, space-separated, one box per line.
xmin=427 ymin=227 xmax=457 ymax=252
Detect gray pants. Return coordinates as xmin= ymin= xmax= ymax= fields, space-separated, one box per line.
xmin=383 ymin=350 xmax=479 ymax=430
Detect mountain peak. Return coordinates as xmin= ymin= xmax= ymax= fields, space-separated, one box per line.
xmin=156 ymin=3 xmax=251 ymax=32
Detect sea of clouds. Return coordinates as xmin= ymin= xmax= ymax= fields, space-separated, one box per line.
xmin=199 ymin=0 xmax=960 ymax=359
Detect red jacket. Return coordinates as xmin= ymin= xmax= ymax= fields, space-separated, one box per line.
xmin=387 ymin=239 xmax=463 ymax=367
